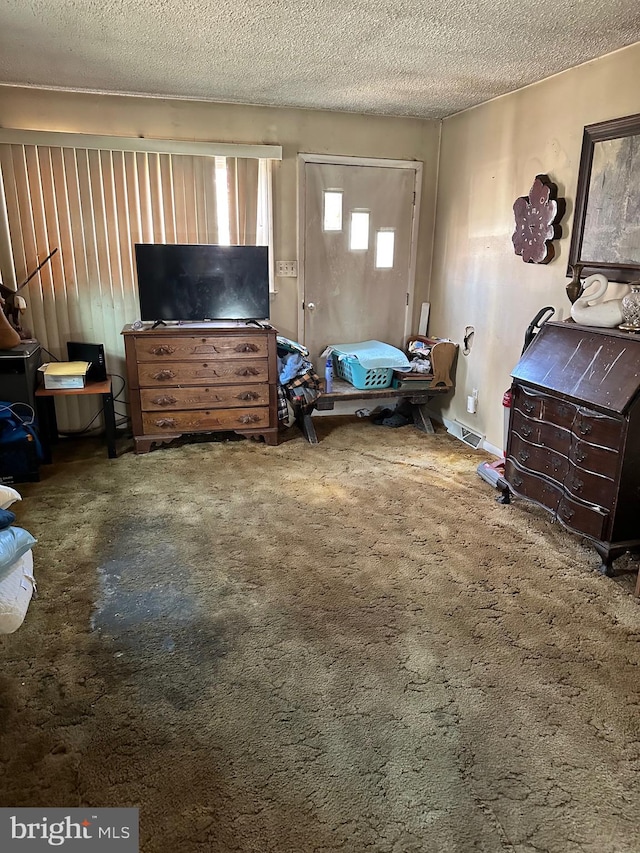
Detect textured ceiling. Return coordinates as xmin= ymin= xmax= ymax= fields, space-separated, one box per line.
xmin=1 ymin=0 xmax=640 ymax=119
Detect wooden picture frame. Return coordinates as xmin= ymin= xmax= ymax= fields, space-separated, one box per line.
xmin=568 ymin=112 xmax=640 ymax=284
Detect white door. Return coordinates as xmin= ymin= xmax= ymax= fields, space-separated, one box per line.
xmin=300 ymin=157 xmax=421 ymax=362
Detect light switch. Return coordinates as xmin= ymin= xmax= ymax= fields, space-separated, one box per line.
xmin=276 ymin=261 xmax=298 ymax=277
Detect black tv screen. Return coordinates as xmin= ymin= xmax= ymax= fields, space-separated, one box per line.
xmin=134 ymin=243 xmax=270 ymax=322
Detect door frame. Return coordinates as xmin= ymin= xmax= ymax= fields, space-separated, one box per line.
xmin=297 ymin=153 xmax=423 ymax=347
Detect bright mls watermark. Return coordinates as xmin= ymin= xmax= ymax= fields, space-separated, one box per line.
xmin=1 ymin=809 xmax=138 ymax=851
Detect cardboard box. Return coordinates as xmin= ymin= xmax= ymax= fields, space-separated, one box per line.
xmin=40 ymin=361 xmax=90 ymax=390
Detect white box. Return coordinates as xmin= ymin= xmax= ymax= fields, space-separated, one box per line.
xmin=41 ymin=361 xmax=90 ymax=390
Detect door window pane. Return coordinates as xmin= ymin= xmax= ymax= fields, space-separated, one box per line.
xmin=350 ymin=211 xmax=370 ymax=251
xmin=323 ymin=191 xmax=343 ymax=231
xmin=375 ymin=230 xmax=395 ymax=268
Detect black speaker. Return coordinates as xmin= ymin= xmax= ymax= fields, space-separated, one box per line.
xmin=66 ymin=341 xmax=107 ymax=382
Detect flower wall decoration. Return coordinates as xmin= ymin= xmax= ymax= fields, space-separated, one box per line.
xmin=512 ymin=175 xmax=566 ymax=264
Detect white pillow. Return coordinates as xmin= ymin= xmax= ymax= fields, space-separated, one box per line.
xmin=0 ymin=485 xmax=21 ymax=510
xmin=0 ymin=549 xmax=35 ymax=634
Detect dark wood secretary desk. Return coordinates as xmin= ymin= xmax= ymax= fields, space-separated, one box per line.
xmin=504 ymin=321 xmax=640 ymax=592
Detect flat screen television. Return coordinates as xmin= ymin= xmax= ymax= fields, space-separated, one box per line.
xmin=134 ymin=243 xmax=270 ymax=323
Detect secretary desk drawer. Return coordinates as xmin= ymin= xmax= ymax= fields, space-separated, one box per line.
xmin=134 ymin=334 xmax=270 ymax=362
xmin=511 ymin=410 xmax=571 ymax=455
xmin=137 ymin=359 xmax=269 ymax=387
xmin=140 ymin=384 xmax=268 ymax=411
xmin=557 ymin=495 xmax=609 ymax=541
xmin=142 ymin=406 xmax=271 ymax=434
xmin=572 ymin=408 xmax=623 ymax=449
xmin=509 ymin=433 xmax=568 ymax=485
xmin=505 ymin=459 xmax=562 ymax=513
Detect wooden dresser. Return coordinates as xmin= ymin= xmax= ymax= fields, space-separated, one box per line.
xmin=122 ymin=324 xmax=279 ymax=453
xmin=505 ymin=321 xmax=640 ymax=576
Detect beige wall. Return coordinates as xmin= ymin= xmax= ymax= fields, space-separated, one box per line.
xmin=0 ymin=86 xmax=440 ymax=342
xmin=428 ymin=42 xmax=640 ymax=453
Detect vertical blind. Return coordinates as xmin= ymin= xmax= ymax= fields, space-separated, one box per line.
xmin=0 ymin=143 xmax=273 ymax=429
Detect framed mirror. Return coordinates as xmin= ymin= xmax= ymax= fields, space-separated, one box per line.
xmin=568 ymin=112 xmax=640 ymax=283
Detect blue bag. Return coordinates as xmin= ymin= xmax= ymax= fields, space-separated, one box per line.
xmin=0 ymin=402 xmax=44 ymax=461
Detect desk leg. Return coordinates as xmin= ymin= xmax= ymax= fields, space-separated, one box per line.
xmin=102 ymin=391 xmax=117 ymax=458
xmin=35 ymin=396 xmax=56 ymax=464
xmin=411 ymin=402 xmax=435 ymax=434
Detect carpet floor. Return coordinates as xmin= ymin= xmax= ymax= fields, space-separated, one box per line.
xmin=0 ymin=417 xmax=638 ymax=853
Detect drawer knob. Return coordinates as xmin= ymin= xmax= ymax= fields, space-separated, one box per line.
xmin=552 ymin=459 xmax=561 ymax=471
xmin=518 ymin=449 xmax=529 ymax=463
xmin=153 ymin=369 xmax=176 ymax=381
xmin=560 ymin=505 xmax=575 ymax=521
xmin=513 ymin=475 xmax=523 ymax=488
xmin=151 ymin=395 xmax=177 ymax=407
xmin=235 ymin=342 xmax=259 ymax=353
xmin=154 ymin=418 xmax=177 ymax=429
xmin=150 ymin=345 xmax=175 ymax=356
xmin=237 ymin=366 xmax=260 ymax=377
xmin=523 ymin=401 xmax=534 ymax=414
xmin=571 ymin=478 xmax=584 ymax=493
xmin=578 ymin=422 xmax=592 ymax=436
xmin=238 ymin=391 xmax=260 ymax=401
xmin=238 ymin=414 xmax=260 ymax=424
xmin=575 ymin=450 xmax=587 ymax=463
xmin=521 ymin=425 xmax=532 ymax=438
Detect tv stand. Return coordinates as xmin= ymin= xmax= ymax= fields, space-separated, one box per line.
xmin=122 ymin=323 xmax=279 ymax=452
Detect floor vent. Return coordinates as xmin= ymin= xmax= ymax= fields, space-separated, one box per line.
xmin=447 ymin=420 xmax=484 ymax=449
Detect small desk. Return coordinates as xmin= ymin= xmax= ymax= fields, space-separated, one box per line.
xmin=35 ymin=376 xmax=117 ymax=462
xmin=296 ymin=378 xmax=451 ymax=444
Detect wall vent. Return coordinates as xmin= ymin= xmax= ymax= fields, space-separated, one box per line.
xmin=447 ymin=420 xmax=484 ymax=449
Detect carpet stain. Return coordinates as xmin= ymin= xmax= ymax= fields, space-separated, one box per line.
xmin=0 ymin=418 xmax=638 ymax=853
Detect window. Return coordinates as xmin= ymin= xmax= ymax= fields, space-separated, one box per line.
xmin=323 ymin=190 xmax=343 ymax=231
xmin=349 ymin=211 xmax=370 ymax=251
xmin=375 ymin=229 xmax=395 ymax=268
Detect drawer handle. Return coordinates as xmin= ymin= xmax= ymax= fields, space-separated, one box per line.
xmin=512 ymin=475 xmax=523 ymax=488
xmin=552 ymin=459 xmax=562 ymax=471
xmin=560 ymin=505 xmax=575 ymax=521
xmin=520 ymin=425 xmax=532 ymax=438
xmin=153 ymin=369 xmax=176 ymax=381
xmin=237 ymin=366 xmax=260 ymax=377
xmin=154 ymin=418 xmax=177 ymax=429
xmin=578 ymin=422 xmax=592 ymax=436
xmin=150 ymin=345 xmax=175 ymax=356
xmin=523 ymin=401 xmax=535 ymax=414
xmin=238 ymin=391 xmax=260 ymax=401
xmin=235 ymin=342 xmax=260 ymax=353
xmin=238 ymin=414 xmax=261 ymax=425
xmin=151 ymin=395 xmax=177 ymax=407
xmin=575 ymin=450 xmax=587 ymax=463
xmin=571 ymin=478 xmax=584 ymax=493
xmin=517 ymin=449 xmax=529 ymax=463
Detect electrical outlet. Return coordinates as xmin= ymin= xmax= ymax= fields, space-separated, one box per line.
xmin=276 ymin=260 xmax=298 ymax=277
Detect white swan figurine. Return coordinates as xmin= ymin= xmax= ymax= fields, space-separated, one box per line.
xmin=570 ymin=274 xmax=624 ymax=328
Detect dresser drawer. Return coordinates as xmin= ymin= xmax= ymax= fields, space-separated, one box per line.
xmin=134 ymin=334 xmax=269 ymax=362
xmin=557 ymin=495 xmax=609 ymax=541
xmin=569 ymin=440 xmax=619 ymax=480
xmin=505 ymin=459 xmax=562 ymax=513
xmin=513 ymin=385 xmax=577 ymax=428
xmin=563 ymin=464 xmax=615 ymax=509
xmin=142 ymin=406 xmax=271 ymax=435
xmin=511 ymin=410 xmax=571 ymax=455
xmin=509 ymin=433 xmax=568 ymax=485
xmin=137 ymin=359 xmax=269 ymax=387
xmin=572 ymin=408 xmax=623 ymax=449
xmin=140 ymin=384 xmax=268 ymax=412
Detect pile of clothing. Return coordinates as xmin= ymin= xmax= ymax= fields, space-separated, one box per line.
xmin=276 ymin=336 xmax=322 ymax=423
xmin=406 ymin=339 xmax=433 ymax=374
xmin=0 ymin=484 xmax=37 ymax=634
